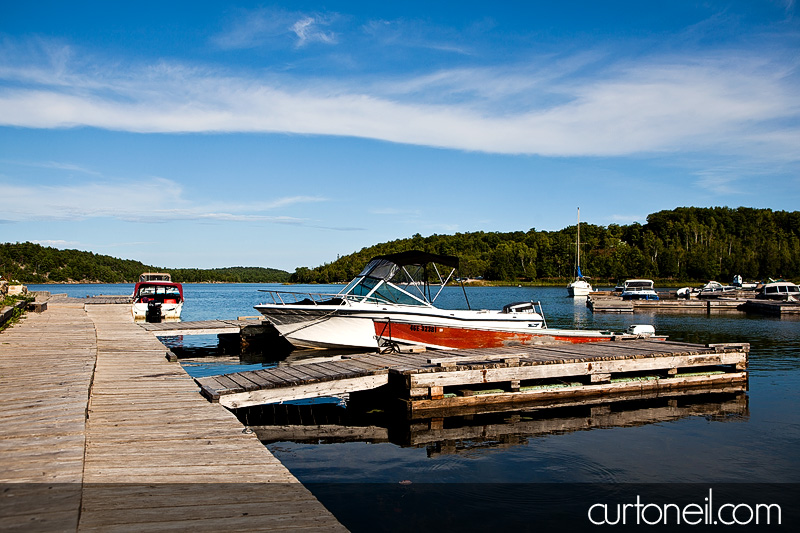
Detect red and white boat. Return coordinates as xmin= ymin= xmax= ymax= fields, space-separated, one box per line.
xmin=131 ymin=272 xmax=184 ymax=321
xmin=255 ymin=251 xmax=662 ymax=351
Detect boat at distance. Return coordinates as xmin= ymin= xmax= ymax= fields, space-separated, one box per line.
xmin=567 ymin=207 xmax=592 ymax=297
xmin=677 ymin=275 xmax=760 ymax=299
xmin=131 ymin=272 xmax=184 ymax=321
xmin=620 ymin=279 xmax=659 ymax=301
xmin=732 ymin=274 xmax=758 ymax=290
xmin=756 ymin=281 xmax=799 ymax=301
xmin=695 ymin=280 xmax=737 ymax=298
xmin=255 ymin=251 xmax=662 ymax=351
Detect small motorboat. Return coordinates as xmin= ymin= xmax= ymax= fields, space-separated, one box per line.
xmin=255 ymin=251 xmax=662 ymax=351
xmin=697 ymin=280 xmax=737 ymax=299
xmin=131 ymin=273 xmax=183 ymax=321
xmin=620 ymin=279 xmax=659 ymax=300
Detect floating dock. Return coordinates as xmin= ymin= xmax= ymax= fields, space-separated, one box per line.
xmin=0 ymin=297 xmax=345 ymax=531
xmin=588 ymin=292 xmax=800 ymax=316
xmin=196 ymin=339 xmax=749 ymax=418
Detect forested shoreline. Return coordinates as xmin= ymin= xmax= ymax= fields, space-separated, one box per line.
xmin=0 ymin=243 xmax=290 ymax=283
xmin=3 ymin=207 xmax=798 ymax=284
xmin=291 ymin=207 xmax=800 ymax=284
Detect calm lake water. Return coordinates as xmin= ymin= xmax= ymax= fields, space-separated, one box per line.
xmin=30 ymin=283 xmax=800 ymax=528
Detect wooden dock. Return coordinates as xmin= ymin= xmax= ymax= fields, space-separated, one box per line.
xmin=138 ymin=318 xmax=266 ymax=336
xmin=196 ymin=339 xmax=749 ymax=418
xmin=740 ymin=299 xmax=800 ymax=316
xmin=139 ymin=318 xmax=282 ymax=354
xmin=0 ymin=299 xmax=345 ymax=532
xmin=588 ymin=293 xmax=800 ymax=316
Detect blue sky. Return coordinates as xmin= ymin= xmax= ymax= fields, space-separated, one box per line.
xmin=1 ymin=1 xmax=799 ymax=271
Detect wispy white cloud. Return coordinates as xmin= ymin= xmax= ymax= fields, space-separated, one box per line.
xmin=32 ymin=239 xmax=80 ymax=246
xmin=291 ymin=16 xmax=337 ymax=47
xmin=1 ymin=158 xmax=103 ymax=175
xmin=0 ymin=177 xmax=326 ymax=225
xmin=694 ymin=172 xmax=744 ymax=195
xmin=0 ymin=39 xmax=798 ymax=163
xmin=361 ymin=18 xmax=472 ymax=55
xmin=212 ymin=7 xmax=338 ymax=50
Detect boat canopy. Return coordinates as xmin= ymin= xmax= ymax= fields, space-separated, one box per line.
xmin=340 ymin=250 xmax=463 ymax=307
xmin=133 ymin=281 xmax=183 ymax=300
xmin=373 ymin=251 xmax=459 ymax=270
xmin=624 ymin=279 xmax=655 ymax=290
xmin=139 ymin=272 xmax=172 ymax=282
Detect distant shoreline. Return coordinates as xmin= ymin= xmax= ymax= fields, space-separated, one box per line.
xmin=21 ymin=279 xmax=749 ymax=288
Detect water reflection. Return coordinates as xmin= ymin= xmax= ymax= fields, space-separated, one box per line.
xmin=238 ymin=390 xmax=748 ymax=459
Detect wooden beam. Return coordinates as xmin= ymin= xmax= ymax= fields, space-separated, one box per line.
xmin=408 ymin=351 xmax=746 ymax=389
xmin=219 ymin=374 xmax=390 ymax=409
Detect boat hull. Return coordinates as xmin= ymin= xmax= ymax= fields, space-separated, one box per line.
xmin=567 ymin=280 xmax=592 ymax=297
xmin=131 ymin=302 xmax=183 ymax=320
xmin=254 ymin=302 xmax=619 ymax=351
xmin=373 ymin=320 xmax=615 ymax=350
xmin=259 ymin=307 xmax=379 ymax=349
xmin=255 ymin=303 xmax=548 ymax=350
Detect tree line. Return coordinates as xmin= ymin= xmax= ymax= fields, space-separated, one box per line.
xmin=0 ymin=242 xmax=290 ymax=283
xmin=4 ymin=207 xmax=798 ymax=285
xmin=290 ymin=207 xmax=800 ymax=284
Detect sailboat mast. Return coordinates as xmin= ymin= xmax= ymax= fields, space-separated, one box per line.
xmin=576 ymin=207 xmax=580 ymax=272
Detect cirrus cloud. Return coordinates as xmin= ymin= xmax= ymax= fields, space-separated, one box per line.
xmin=0 ymin=40 xmax=798 ymax=162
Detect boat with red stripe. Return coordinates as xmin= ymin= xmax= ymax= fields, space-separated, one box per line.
xmin=255 ymin=251 xmax=663 ymax=351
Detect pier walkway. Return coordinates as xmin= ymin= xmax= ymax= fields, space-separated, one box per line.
xmin=0 ymin=299 xmax=345 ymax=532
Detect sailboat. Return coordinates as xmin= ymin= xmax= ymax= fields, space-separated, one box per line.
xmin=567 ymin=207 xmax=593 ymax=297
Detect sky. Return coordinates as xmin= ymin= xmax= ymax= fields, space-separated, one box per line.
xmin=1 ymin=1 xmax=799 ymax=272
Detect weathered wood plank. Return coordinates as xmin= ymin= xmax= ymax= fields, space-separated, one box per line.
xmin=0 ymin=302 xmax=346 ymax=531
xmin=408 ymin=352 xmax=747 ymax=388
xmin=220 ymin=374 xmax=390 ymax=409
xmin=409 ymin=372 xmax=748 ymax=415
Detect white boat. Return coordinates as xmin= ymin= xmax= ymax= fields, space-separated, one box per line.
xmin=567 ymin=208 xmax=592 ymax=297
xmin=697 ymin=280 xmax=736 ymax=298
xmin=255 ymin=251 xmax=661 ymax=351
xmin=131 ymin=273 xmax=184 ymax=321
xmin=620 ymin=279 xmax=659 ymax=300
xmin=756 ymin=281 xmax=799 ymax=301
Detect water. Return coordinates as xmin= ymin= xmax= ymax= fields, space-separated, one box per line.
xmin=27 ymin=283 xmax=800 ymax=525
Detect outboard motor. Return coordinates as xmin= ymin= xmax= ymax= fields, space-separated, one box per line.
xmin=146 ymin=300 xmax=162 ymax=322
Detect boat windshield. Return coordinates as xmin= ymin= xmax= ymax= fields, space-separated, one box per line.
xmin=339 ymin=258 xmax=450 ymax=306
xmin=357 ymin=258 xmax=399 ymax=280
xmin=625 ymin=281 xmax=654 ymax=290
xmin=137 ymin=285 xmax=181 ymax=298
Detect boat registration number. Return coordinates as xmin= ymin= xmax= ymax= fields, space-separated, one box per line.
xmin=410 ymin=325 xmax=438 ymax=333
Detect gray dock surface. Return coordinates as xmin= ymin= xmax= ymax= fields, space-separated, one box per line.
xmin=0 ymin=299 xmax=346 ymax=532
xmin=197 ymin=339 xmax=748 ymax=414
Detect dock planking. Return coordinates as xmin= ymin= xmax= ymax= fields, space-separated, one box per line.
xmin=138 ymin=318 xmax=255 ymax=336
xmin=196 ymin=338 xmax=749 ymax=412
xmin=0 ymin=301 xmax=346 ymax=532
